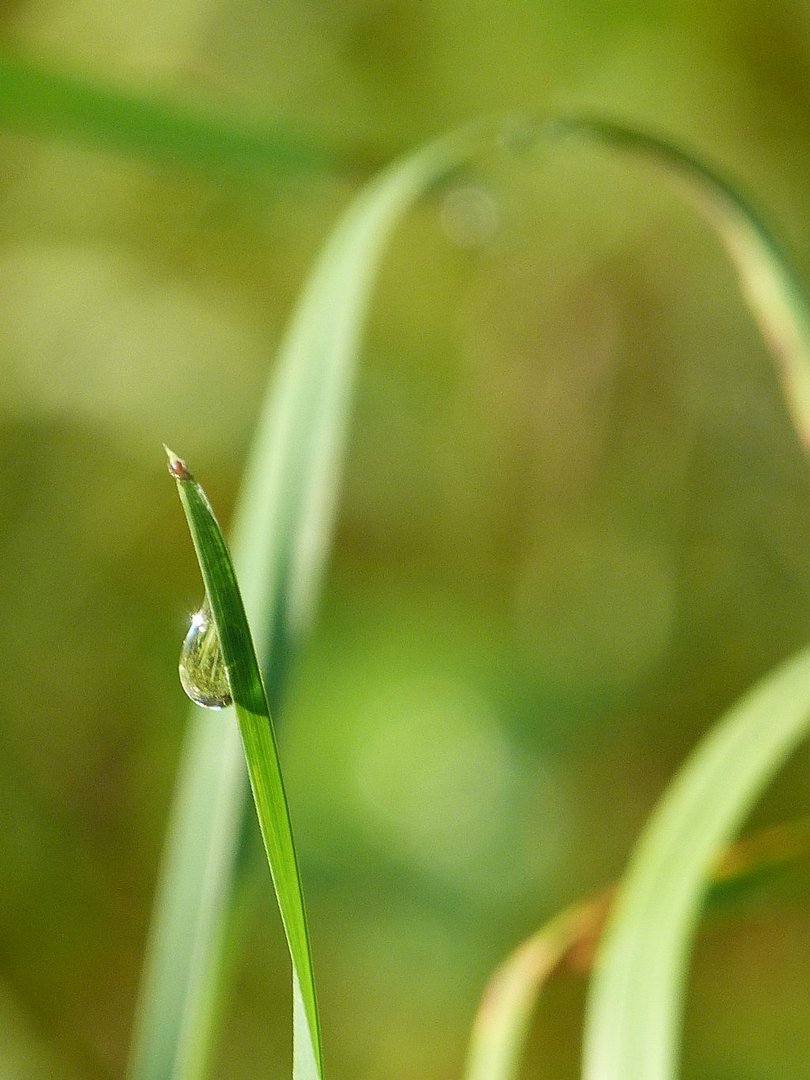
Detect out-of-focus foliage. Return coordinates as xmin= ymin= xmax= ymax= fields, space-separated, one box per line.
xmin=3 ymin=3 xmax=810 ymax=1079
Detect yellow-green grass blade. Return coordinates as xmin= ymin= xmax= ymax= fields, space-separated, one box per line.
xmin=0 ymin=47 xmax=344 ymax=177
xmin=554 ymin=117 xmax=810 ymax=451
xmin=465 ymin=893 xmax=611 ymax=1080
xmin=166 ymin=450 xmax=322 ymax=1080
xmin=465 ymin=819 xmax=810 ymax=1080
xmin=582 ymin=646 xmax=810 ymax=1080
xmin=129 ymin=122 xmax=497 ymax=1080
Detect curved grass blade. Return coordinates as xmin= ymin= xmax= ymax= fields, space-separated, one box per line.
xmin=581 ymin=645 xmax=810 ymax=1080
xmin=465 ymin=892 xmax=611 ymax=1080
xmin=552 ymin=117 xmax=810 ymax=451
xmin=465 ymin=818 xmax=810 ymax=1080
xmin=0 ymin=47 xmax=344 ymax=178
xmin=165 ymin=449 xmax=322 ymax=1080
xmin=129 ymin=122 xmax=499 ymax=1080
xmin=133 ymin=113 xmax=810 ymax=1080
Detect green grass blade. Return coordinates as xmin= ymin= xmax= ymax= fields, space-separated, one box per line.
xmin=130 ymin=122 xmax=497 ymax=1080
xmin=0 ymin=47 xmax=344 ymax=177
xmin=465 ymin=819 xmax=810 ymax=1080
xmin=166 ymin=449 xmax=322 ymax=1080
xmin=581 ymin=646 xmax=810 ymax=1080
xmin=554 ymin=117 xmax=810 ymax=450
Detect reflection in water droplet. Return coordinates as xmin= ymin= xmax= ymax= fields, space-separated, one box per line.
xmin=178 ymin=600 xmax=232 ymax=709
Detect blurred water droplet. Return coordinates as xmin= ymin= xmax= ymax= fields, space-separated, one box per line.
xmin=178 ymin=600 xmax=232 ymax=709
xmin=441 ymin=184 xmax=499 ymax=248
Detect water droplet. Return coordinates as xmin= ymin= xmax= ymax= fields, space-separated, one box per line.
xmin=178 ymin=601 xmax=232 ymax=709
xmin=440 ymin=183 xmax=499 ymax=248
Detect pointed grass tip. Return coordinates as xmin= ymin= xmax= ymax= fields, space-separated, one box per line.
xmin=164 ymin=445 xmax=191 ymax=480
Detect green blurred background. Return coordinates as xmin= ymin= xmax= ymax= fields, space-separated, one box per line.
xmin=4 ymin=1 xmax=810 ymax=1077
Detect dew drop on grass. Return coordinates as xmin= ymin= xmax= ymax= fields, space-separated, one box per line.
xmin=178 ymin=601 xmax=232 ymax=709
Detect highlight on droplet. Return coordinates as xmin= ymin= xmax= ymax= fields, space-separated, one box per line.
xmin=178 ymin=600 xmax=232 ymax=709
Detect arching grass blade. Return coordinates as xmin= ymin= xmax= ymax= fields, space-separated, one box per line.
xmin=133 ymin=113 xmax=810 ymax=1080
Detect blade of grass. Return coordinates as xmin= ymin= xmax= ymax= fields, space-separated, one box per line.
xmin=129 ymin=121 xmax=499 ymax=1080
xmin=465 ymin=818 xmax=810 ymax=1080
xmin=0 ymin=47 xmax=346 ymax=177
xmin=552 ymin=117 xmax=810 ymax=450
xmin=133 ymin=112 xmax=810 ymax=1080
xmin=581 ymin=645 xmax=810 ymax=1080
xmin=165 ymin=449 xmax=322 ymax=1080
